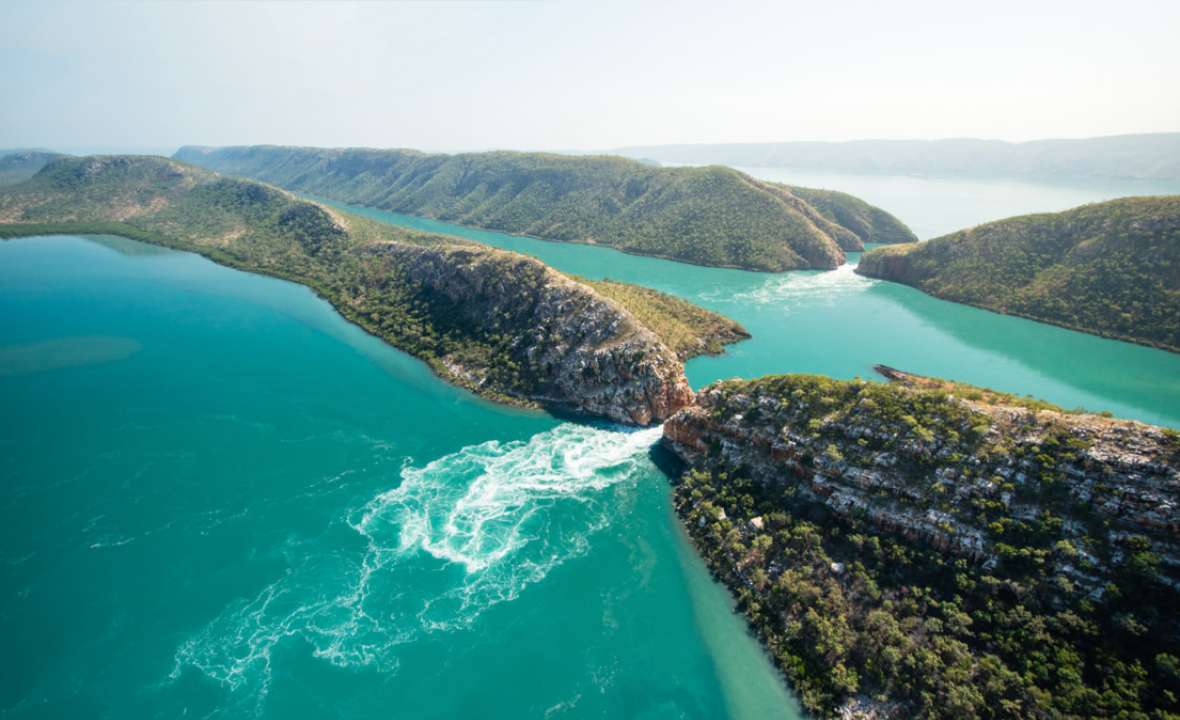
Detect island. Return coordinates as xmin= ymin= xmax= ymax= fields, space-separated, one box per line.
xmin=0 ymin=155 xmax=752 ymax=424
xmin=662 ymin=369 xmax=1180 ymax=718
xmin=172 ymin=145 xmax=915 ymax=271
xmin=857 ymin=196 xmax=1180 ymax=352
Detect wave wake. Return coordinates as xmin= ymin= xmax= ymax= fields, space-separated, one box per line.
xmin=700 ymin=263 xmax=874 ymax=311
xmin=172 ymin=423 xmax=662 ymax=700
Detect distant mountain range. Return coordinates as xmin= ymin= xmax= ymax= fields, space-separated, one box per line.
xmin=615 ymin=133 xmax=1180 ymax=180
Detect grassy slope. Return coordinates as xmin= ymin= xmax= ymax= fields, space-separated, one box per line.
xmin=673 ymin=373 xmax=1180 ymax=718
xmin=857 ymin=196 xmax=1180 ymax=352
xmin=0 ymin=155 xmax=744 ymax=403
xmin=577 ymin=277 xmax=749 ymax=358
xmin=174 ymin=145 xmax=913 ymax=271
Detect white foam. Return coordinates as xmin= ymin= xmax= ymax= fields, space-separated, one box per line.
xmin=699 ymin=263 xmax=875 ymax=312
xmin=171 ymin=422 xmax=662 ymax=700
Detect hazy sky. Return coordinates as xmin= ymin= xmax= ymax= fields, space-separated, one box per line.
xmin=2 ymin=0 xmax=1177 ymax=153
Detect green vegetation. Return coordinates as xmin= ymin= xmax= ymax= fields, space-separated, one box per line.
xmin=785 ymin=185 xmax=917 ymax=247
xmin=174 ymin=145 xmax=916 ymax=271
xmin=576 ymin=277 xmax=748 ymax=358
xmin=0 ymin=150 xmax=63 ymax=186
xmin=672 ymin=374 xmax=1180 ymax=719
xmin=857 ymin=197 xmax=1180 ymax=352
xmin=0 ymin=155 xmax=735 ymax=409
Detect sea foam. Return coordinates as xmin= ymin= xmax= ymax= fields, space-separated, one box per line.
xmin=700 ymin=263 xmax=874 ymax=311
xmin=172 ymin=422 xmax=661 ymax=700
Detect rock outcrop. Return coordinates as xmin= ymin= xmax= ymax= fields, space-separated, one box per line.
xmin=661 ymin=370 xmax=1180 ymax=718
xmin=371 ymin=242 xmax=694 ymax=425
xmin=664 ymin=371 xmax=1180 ymax=590
xmin=1 ymin=155 xmax=699 ymax=426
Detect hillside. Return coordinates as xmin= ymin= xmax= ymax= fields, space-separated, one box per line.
xmin=0 ymin=150 xmax=64 ymax=186
xmin=782 ymin=185 xmax=916 ymax=246
xmin=173 ymin=145 xmax=916 ymax=270
xmin=663 ymin=370 xmax=1180 ymax=719
xmin=616 ymin=133 xmax=1180 ymax=180
xmin=577 ymin=277 xmax=749 ymax=359
xmin=856 ymin=196 xmax=1180 ymax=352
xmin=0 ymin=155 xmax=755 ymax=423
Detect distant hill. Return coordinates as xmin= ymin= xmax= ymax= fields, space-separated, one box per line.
xmin=616 ymin=133 xmax=1180 ymax=180
xmin=0 ymin=155 xmax=752 ymax=422
xmin=857 ymin=196 xmax=1180 ymax=352
xmin=174 ymin=145 xmax=914 ymax=271
xmin=0 ymin=150 xmax=65 ymax=186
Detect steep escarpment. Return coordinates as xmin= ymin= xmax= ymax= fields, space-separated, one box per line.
xmin=663 ymin=371 xmax=1180 ymax=718
xmin=857 ymin=196 xmax=1180 ymax=352
xmin=368 ymin=243 xmax=692 ymax=424
xmin=174 ymin=145 xmax=913 ymax=271
xmin=0 ymin=155 xmax=709 ymax=423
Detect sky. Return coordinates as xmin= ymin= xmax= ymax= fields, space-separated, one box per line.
xmin=1 ymin=0 xmax=1178 ymax=154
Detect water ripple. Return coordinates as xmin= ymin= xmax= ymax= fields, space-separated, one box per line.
xmin=171 ymin=423 xmax=662 ymax=704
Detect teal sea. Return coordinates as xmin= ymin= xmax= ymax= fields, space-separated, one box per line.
xmin=3 ymin=176 xmax=1180 ymax=719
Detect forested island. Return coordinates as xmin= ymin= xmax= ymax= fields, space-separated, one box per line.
xmin=856 ymin=197 xmax=1180 ymax=352
xmin=0 ymin=155 xmax=753 ymax=423
xmin=172 ymin=145 xmax=914 ymax=271
xmin=663 ymin=370 xmax=1180 ymax=719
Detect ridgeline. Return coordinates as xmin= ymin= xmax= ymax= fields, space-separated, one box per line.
xmin=173 ymin=145 xmax=915 ymax=271
xmin=0 ymin=155 xmax=751 ymax=423
xmin=857 ymin=196 xmax=1180 ymax=352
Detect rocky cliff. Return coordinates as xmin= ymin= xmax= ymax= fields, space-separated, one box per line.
xmin=662 ymin=370 xmax=1180 ymax=718
xmin=368 ymin=242 xmax=693 ymax=424
xmin=0 ymin=155 xmax=700 ymax=425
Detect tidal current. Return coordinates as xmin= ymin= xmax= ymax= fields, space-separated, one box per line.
xmin=3 ymin=173 xmax=1179 ymax=718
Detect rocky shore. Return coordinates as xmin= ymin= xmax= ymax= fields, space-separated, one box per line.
xmin=661 ymin=369 xmax=1180 ymax=717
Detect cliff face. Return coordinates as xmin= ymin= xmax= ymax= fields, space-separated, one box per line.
xmin=0 ymin=155 xmax=697 ymax=426
xmin=665 ymin=373 xmax=1180 ymax=588
xmin=661 ymin=372 xmax=1180 ymax=718
xmin=370 ymin=242 xmax=694 ymax=424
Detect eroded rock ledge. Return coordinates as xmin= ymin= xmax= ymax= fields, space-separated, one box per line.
xmin=372 ymin=242 xmax=694 ymax=425
xmin=661 ymin=370 xmax=1180 ymax=718
xmin=664 ymin=371 xmax=1180 ymax=589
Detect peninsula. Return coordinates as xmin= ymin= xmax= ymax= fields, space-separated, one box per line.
xmin=663 ymin=369 xmax=1180 ymax=718
xmin=173 ymin=145 xmax=915 ymax=271
xmin=856 ymin=196 xmax=1180 ymax=352
xmin=0 ymin=155 xmax=751 ymax=424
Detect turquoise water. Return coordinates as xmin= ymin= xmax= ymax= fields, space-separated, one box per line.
xmin=331 ymin=202 xmax=1180 ymax=429
xmin=5 ymin=176 xmax=1180 ymax=718
xmin=0 ymin=235 xmax=799 ymax=719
